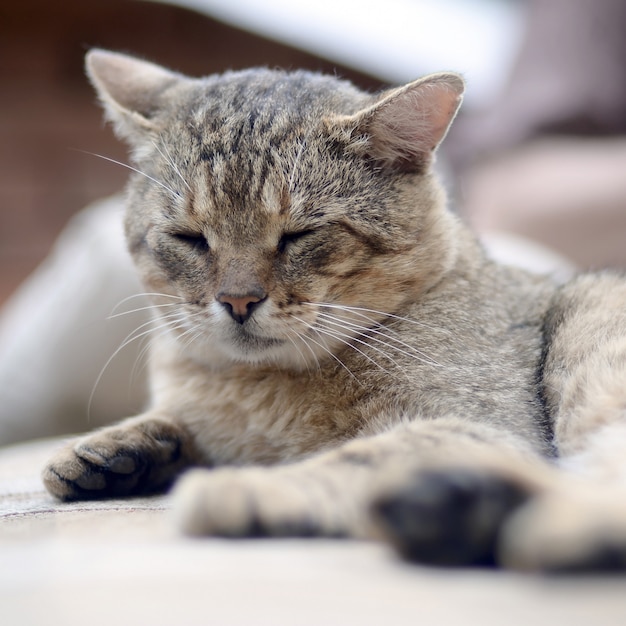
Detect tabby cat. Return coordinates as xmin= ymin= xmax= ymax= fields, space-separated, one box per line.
xmin=44 ymin=50 xmax=626 ymax=572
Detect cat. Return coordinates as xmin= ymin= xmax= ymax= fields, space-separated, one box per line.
xmin=43 ymin=49 xmax=626 ymax=572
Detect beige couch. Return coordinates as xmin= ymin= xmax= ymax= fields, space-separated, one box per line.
xmin=2 ymin=436 xmax=626 ymax=626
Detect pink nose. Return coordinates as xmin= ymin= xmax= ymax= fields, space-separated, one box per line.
xmin=216 ymin=292 xmax=266 ymax=324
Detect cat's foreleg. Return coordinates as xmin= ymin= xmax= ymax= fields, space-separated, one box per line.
xmin=173 ymin=417 xmax=551 ymax=566
xmin=43 ymin=412 xmax=199 ymax=500
xmin=500 ymin=273 xmax=626 ymax=571
xmin=542 ymin=273 xmax=626 ymax=464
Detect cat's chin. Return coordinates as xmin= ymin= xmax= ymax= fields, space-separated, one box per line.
xmin=174 ymin=329 xmax=314 ymax=371
xmin=223 ymin=337 xmax=313 ymax=370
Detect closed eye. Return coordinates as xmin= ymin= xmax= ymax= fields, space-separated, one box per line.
xmin=172 ymin=232 xmax=209 ymax=252
xmin=278 ymin=230 xmax=314 ymax=254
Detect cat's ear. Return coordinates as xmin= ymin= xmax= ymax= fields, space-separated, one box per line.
xmin=345 ymin=73 xmax=464 ymax=171
xmin=86 ymin=49 xmax=184 ymax=144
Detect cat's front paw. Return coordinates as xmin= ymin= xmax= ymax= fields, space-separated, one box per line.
xmin=500 ymin=489 xmax=626 ymax=573
xmin=372 ymin=468 xmax=531 ymax=567
xmin=43 ymin=417 xmax=192 ymax=500
xmin=173 ymin=468 xmax=343 ymax=538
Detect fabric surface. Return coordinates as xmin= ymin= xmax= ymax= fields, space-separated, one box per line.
xmin=1 ymin=437 xmax=626 ymax=626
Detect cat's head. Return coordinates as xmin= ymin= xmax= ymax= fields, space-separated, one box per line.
xmin=87 ymin=50 xmax=464 ymax=369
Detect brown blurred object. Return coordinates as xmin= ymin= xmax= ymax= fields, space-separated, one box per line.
xmin=462 ymin=137 xmax=626 ymax=269
xmin=0 ymin=0 xmax=383 ymax=306
xmin=447 ymin=0 xmax=626 ymax=270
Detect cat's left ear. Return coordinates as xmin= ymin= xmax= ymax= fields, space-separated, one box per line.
xmin=344 ymin=73 xmax=464 ymax=171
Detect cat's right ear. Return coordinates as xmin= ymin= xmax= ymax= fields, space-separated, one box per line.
xmin=86 ymin=49 xmax=183 ymax=144
xmin=338 ymin=72 xmax=465 ymax=172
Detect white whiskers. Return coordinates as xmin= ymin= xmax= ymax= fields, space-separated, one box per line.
xmin=288 ymin=139 xmax=306 ymax=193
xmin=288 ymin=301 xmax=444 ymax=380
xmin=315 ymin=311 xmax=441 ymax=367
xmin=303 ymin=301 xmax=450 ymax=335
xmin=110 ymin=292 xmax=184 ymax=315
xmin=289 ymin=314 xmax=361 ymax=382
xmin=91 ymin=291 xmax=442 ymax=417
xmin=283 ymin=327 xmax=320 ymax=375
xmin=88 ymin=292 xmax=194 ymax=420
xmin=152 ymin=139 xmax=192 ymax=192
xmin=77 ymin=149 xmax=181 ymax=200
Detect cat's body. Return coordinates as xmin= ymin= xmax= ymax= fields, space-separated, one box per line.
xmin=44 ymin=50 xmax=626 ymax=571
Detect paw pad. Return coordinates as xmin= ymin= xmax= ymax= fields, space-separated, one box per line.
xmin=373 ymin=469 xmax=530 ymax=567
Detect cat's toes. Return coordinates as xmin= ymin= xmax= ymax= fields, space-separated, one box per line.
xmin=500 ymin=490 xmax=626 ymax=573
xmin=43 ymin=418 xmax=191 ymax=500
xmin=173 ymin=468 xmax=334 ymax=538
xmin=372 ymin=468 xmax=531 ymax=567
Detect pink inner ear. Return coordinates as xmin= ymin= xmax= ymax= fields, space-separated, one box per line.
xmin=367 ymin=79 xmax=463 ymax=166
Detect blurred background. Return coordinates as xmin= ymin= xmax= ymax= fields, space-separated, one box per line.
xmin=1 ymin=0 xmax=626 ymax=443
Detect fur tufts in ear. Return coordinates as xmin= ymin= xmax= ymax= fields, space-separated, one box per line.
xmin=349 ymin=73 xmax=464 ymax=171
xmin=86 ymin=49 xmax=185 ymax=144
